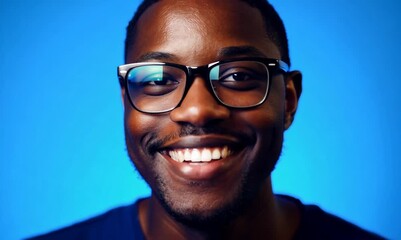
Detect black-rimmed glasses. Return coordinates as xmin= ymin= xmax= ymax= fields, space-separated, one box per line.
xmin=117 ymin=57 xmax=289 ymax=113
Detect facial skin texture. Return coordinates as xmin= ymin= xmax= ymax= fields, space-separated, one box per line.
xmin=122 ymin=0 xmax=302 ymax=239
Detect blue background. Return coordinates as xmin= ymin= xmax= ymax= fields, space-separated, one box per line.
xmin=1 ymin=0 xmax=400 ymax=239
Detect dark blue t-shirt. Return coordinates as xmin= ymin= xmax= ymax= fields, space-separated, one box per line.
xmin=27 ymin=195 xmax=385 ymax=240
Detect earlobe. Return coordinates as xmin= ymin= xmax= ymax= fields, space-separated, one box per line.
xmin=284 ymin=71 xmax=302 ymax=130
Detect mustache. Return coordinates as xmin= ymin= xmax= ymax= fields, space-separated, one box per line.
xmin=146 ymin=124 xmax=252 ymax=154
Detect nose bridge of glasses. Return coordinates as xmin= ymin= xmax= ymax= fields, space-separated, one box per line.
xmin=171 ymin=66 xmax=230 ymax=125
xmin=179 ymin=65 xmax=220 ymax=105
xmin=183 ymin=65 xmax=214 ymax=91
xmin=186 ymin=65 xmax=209 ymax=80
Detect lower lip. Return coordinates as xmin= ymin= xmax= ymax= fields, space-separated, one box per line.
xmin=160 ymin=152 xmax=238 ymax=181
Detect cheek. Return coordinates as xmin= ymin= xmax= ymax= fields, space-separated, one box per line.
xmin=237 ymin=80 xmax=286 ymax=166
xmin=123 ymin=106 xmax=162 ymax=178
xmin=240 ymin=82 xmax=286 ymax=133
xmin=125 ymin=109 xmax=156 ymax=139
xmin=237 ymin=102 xmax=284 ymax=151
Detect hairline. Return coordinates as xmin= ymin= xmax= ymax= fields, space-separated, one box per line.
xmin=124 ymin=0 xmax=290 ymax=67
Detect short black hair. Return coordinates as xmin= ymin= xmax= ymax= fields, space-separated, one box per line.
xmin=124 ymin=0 xmax=291 ymax=67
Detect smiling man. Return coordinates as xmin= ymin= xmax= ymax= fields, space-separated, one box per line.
xmin=29 ymin=0 xmax=384 ymax=239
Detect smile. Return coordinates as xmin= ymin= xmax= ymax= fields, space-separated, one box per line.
xmin=167 ymin=146 xmax=232 ymax=163
xmin=156 ymin=135 xmax=248 ymax=180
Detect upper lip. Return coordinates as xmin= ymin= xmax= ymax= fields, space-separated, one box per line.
xmin=160 ymin=134 xmax=242 ymax=150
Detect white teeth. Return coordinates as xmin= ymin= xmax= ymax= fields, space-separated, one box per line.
xmin=169 ymin=151 xmax=176 ymax=161
xmin=222 ymin=146 xmax=228 ymax=158
xmin=191 ymin=149 xmax=201 ymax=162
xmin=201 ymin=149 xmax=212 ymax=162
xmin=212 ymin=148 xmax=221 ymax=159
xmin=167 ymin=147 xmax=231 ymax=163
xmin=184 ymin=149 xmax=191 ymax=161
xmin=177 ymin=151 xmax=184 ymax=162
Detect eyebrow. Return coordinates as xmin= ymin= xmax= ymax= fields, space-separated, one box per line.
xmin=135 ymin=52 xmax=178 ymax=62
xmin=217 ymin=46 xmax=266 ymax=58
xmin=135 ymin=46 xmax=266 ymax=63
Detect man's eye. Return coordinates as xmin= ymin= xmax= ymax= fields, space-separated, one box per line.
xmin=145 ymin=78 xmax=178 ymax=86
xmin=136 ymin=74 xmax=180 ymax=96
xmin=141 ymin=73 xmax=179 ymax=86
xmin=215 ymin=68 xmax=265 ymax=91
xmin=220 ymin=72 xmax=252 ymax=82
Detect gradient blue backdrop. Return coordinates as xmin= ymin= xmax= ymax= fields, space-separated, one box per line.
xmin=1 ymin=0 xmax=400 ymax=239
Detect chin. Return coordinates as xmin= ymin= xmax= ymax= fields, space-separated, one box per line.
xmin=153 ymin=160 xmax=276 ymax=229
xmin=157 ymin=185 xmax=247 ymax=229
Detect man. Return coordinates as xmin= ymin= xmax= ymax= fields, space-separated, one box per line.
xmin=29 ymin=0 xmax=384 ymax=239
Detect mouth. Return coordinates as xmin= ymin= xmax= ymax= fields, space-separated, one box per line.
xmin=158 ymin=134 xmax=241 ymax=163
xmin=165 ymin=146 xmax=233 ymax=163
xmin=155 ymin=134 xmax=248 ymax=181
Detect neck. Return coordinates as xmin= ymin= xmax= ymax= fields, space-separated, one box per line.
xmin=138 ymin=178 xmax=300 ymax=240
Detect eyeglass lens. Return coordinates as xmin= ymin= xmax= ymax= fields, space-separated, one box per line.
xmin=126 ymin=61 xmax=269 ymax=112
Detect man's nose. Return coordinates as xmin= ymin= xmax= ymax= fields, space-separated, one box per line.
xmin=170 ymin=77 xmax=230 ymax=126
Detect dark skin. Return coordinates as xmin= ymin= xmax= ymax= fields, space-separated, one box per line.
xmin=122 ymin=0 xmax=302 ymax=239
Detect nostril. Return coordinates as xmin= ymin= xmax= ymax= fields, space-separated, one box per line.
xmin=170 ymin=105 xmax=230 ymax=127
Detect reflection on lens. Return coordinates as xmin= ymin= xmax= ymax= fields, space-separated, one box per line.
xmin=124 ymin=60 xmax=270 ymax=112
xmin=127 ymin=65 xmax=186 ymax=112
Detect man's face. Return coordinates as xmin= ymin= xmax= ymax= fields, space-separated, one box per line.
xmin=123 ymin=0 xmax=297 ymax=224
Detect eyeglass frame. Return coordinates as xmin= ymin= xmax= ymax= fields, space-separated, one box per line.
xmin=117 ymin=57 xmax=289 ymax=114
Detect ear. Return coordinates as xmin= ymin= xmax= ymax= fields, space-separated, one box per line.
xmin=284 ymin=70 xmax=302 ymax=130
xmin=119 ymin=75 xmax=127 ymax=106
xmin=121 ymin=87 xmax=126 ymax=106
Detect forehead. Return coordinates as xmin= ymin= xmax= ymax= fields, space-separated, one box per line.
xmin=127 ymin=0 xmax=280 ymax=64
